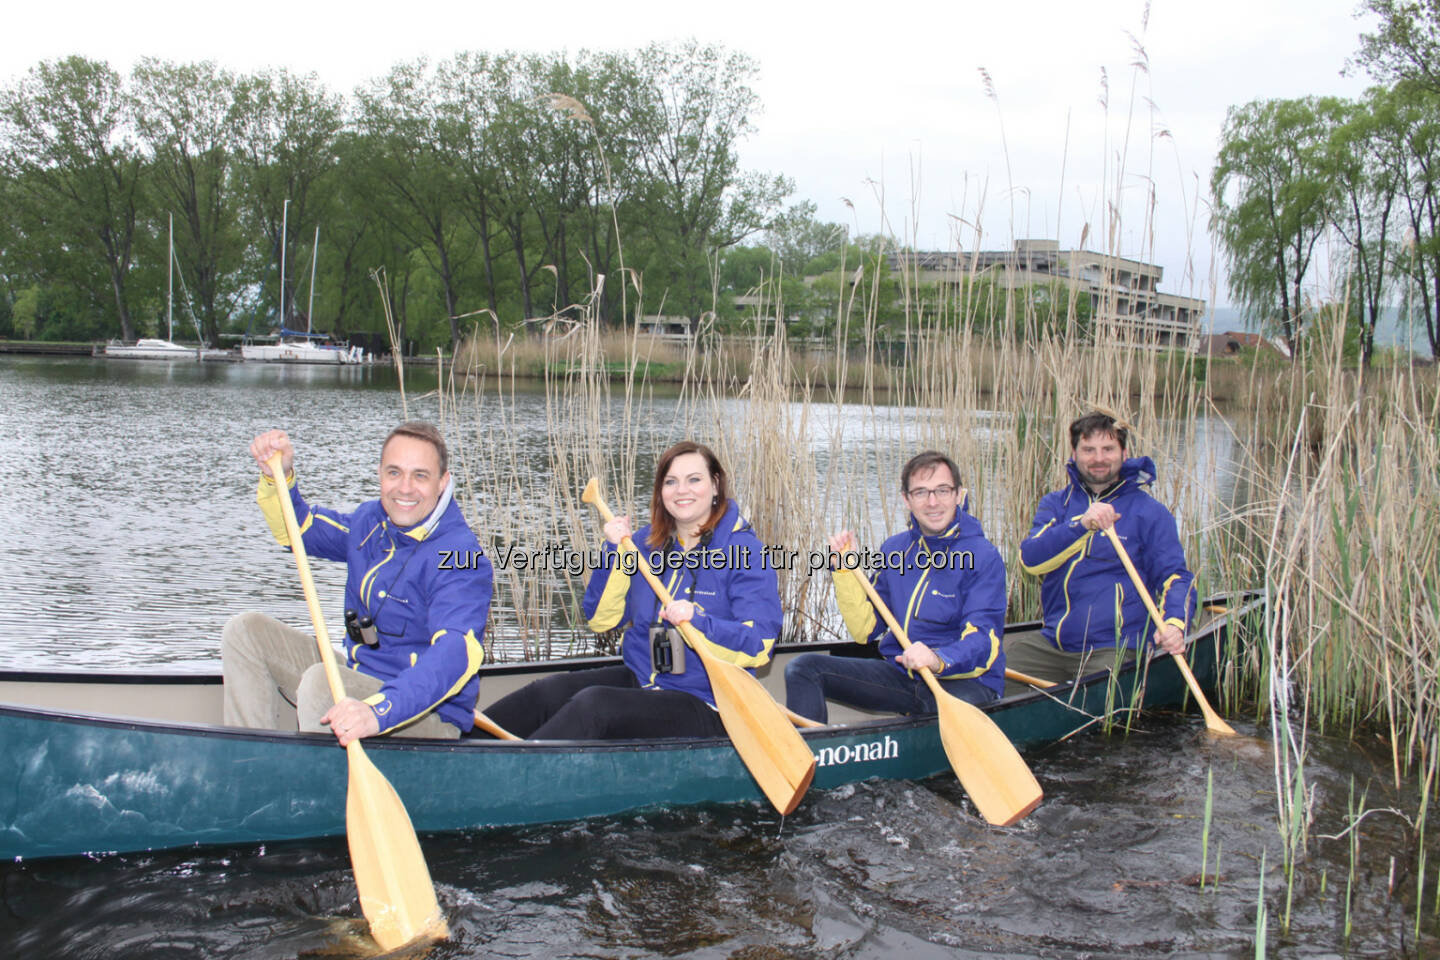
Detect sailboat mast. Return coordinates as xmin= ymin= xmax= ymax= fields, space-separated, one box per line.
xmin=279 ymin=199 xmax=289 ymax=329
xmin=167 ymin=212 xmax=174 ymax=341
xmin=307 ymin=225 xmax=319 ymax=335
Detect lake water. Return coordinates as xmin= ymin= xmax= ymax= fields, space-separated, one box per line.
xmin=0 ymin=355 xmax=1435 ymax=958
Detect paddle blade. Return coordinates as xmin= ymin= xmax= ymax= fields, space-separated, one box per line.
xmin=935 ymin=697 xmax=1043 ymax=826
xmin=580 ymin=477 xmax=601 ymax=508
xmin=704 ymin=652 xmax=816 ymax=814
xmin=345 ymin=745 xmax=448 ymax=951
xmin=1172 ymin=654 xmax=1238 ymax=736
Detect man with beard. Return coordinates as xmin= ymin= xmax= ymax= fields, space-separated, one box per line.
xmin=1007 ymin=412 xmax=1194 ymax=689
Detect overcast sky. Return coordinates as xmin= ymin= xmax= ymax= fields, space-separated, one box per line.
xmin=3 ymin=0 xmax=1378 ymax=311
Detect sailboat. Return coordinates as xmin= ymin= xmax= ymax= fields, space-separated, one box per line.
xmin=105 ymin=215 xmax=229 ymax=361
xmin=240 ymin=212 xmax=364 ymax=364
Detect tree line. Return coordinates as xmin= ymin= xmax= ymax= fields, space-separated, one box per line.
xmin=0 ymin=44 xmax=822 ymax=349
xmin=1211 ymin=0 xmax=1440 ymax=363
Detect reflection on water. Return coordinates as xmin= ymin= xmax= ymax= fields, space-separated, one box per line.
xmin=2 ymin=716 xmax=1434 ymax=958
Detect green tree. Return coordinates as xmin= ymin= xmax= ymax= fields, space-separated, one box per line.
xmin=439 ymin=51 xmax=513 ymax=322
xmin=1353 ymin=0 xmax=1440 ymax=91
xmin=355 ymin=58 xmax=479 ymax=347
xmin=230 ymin=68 xmax=344 ymax=331
xmin=1324 ymin=90 xmax=1405 ymax=364
xmin=1387 ymin=81 xmax=1440 ymax=358
xmin=622 ymin=41 xmax=790 ymax=321
xmin=0 ymin=56 xmax=145 ymax=340
xmin=130 ymin=58 xmax=245 ymax=345
xmin=1211 ymin=97 xmax=1336 ymax=351
xmin=764 ymin=200 xmax=847 ymax=270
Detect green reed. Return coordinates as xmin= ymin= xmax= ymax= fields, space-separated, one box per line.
xmin=1255 ymin=850 xmax=1269 ymax=958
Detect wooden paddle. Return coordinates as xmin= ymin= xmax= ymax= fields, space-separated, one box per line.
xmin=1100 ymin=526 xmax=1237 ymax=737
xmin=581 ymin=478 xmax=816 ymax=815
xmin=1005 ymin=668 xmax=1056 ymax=689
xmin=265 ymin=454 xmax=446 ymax=950
xmin=844 ymin=563 xmax=1043 ymax=826
xmin=472 ymin=709 xmax=520 ymax=740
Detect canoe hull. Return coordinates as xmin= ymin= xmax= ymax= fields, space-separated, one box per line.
xmin=0 ymin=601 xmax=1254 ymax=860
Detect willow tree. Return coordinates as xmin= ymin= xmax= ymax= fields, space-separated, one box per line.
xmin=621 ymin=40 xmax=790 ymax=323
xmin=1387 ymin=81 xmax=1440 ymax=359
xmin=1211 ymin=97 xmax=1337 ymax=351
xmin=1353 ymin=0 xmax=1440 ymax=92
xmin=1323 ymin=90 xmax=1409 ymax=364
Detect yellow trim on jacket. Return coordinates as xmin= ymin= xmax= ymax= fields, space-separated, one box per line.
xmin=688 ymin=623 xmax=775 ymax=669
xmin=365 ymin=628 xmax=485 ymax=732
xmin=831 ymin=567 xmax=878 ymax=643
xmin=586 ymin=562 xmax=632 ymax=633
xmin=1020 ymin=517 xmax=1090 ymax=576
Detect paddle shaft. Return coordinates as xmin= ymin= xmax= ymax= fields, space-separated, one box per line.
xmin=263 ymin=456 xmax=347 ymax=707
xmin=846 ymin=568 xmax=947 ymax=696
xmin=473 ymin=709 xmax=520 ymax=740
xmin=1005 ymin=668 xmax=1056 ymax=689
xmin=1100 ymin=526 xmax=1236 ymax=736
xmin=841 ymin=558 xmax=1042 ymax=825
xmin=264 ymin=452 xmax=446 ymax=948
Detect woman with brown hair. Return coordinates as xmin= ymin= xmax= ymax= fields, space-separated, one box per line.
xmin=483 ymin=441 xmax=782 ymax=740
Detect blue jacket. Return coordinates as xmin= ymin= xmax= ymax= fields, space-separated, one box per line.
xmin=582 ymin=499 xmax=781 ymax=708
xmin=1019 ymin=457 xmax=1194 ymax=653
xmin=258 ymin=474 xmax=491 ymax=733
xmin=833 ymin=504 xmax=1008 ymax=698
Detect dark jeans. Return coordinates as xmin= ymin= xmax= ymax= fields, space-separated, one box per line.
xmin=482 ymin=664 xmax=727 ymax=741
xmin=785 ymin=652 xmax=997 ymax=724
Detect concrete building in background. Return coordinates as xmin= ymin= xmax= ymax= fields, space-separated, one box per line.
xmin=886 ymin=239 xmax=1207 ymax=352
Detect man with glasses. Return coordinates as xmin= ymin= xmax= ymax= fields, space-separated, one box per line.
xmin=1008 ymin=412 xmax=1194 ymax=689
xmin=785 ymin=450 xmax=1007 ymax=723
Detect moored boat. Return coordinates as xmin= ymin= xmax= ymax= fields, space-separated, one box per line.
xmin=239 ymin=330 xmax=364 ymax=364
xmin=103 ymin=337 xmax=202 ymax=361
xmin=103 ymin=338 xmax=234 ymax=362
xmin=104 ymin=214 xmax=234 ymax=363
xmin=0 ymin=596 xmax=1257 ymax=861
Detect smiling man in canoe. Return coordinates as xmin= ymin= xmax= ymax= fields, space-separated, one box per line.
xmin=221 ymin=422 xmax=493 ymax=744
xmin=1009 ymin=411 xmax=1195 ymax=690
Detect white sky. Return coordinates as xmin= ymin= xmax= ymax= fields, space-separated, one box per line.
xmin=3 ymin=0 xmax=1377 ymax=310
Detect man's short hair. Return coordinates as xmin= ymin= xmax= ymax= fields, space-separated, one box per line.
xmin=1069 ymin=412 xmax=1129 ymax=451
xmin=900 ymin=450 xmax=962 ymax=493
xmin=383 ymin=421 xmax=449 ymax=475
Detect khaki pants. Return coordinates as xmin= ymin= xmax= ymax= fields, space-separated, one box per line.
xmin=220 ymin=611 xmax=460 ymax=739
xmin=1003 ymin=631 xmax=1137 ymax=696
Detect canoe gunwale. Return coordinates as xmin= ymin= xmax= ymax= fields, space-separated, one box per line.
xmin=0 ymin=592 xmax=1257 ymax=860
